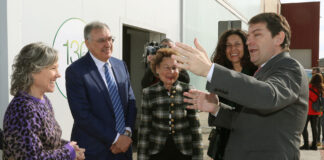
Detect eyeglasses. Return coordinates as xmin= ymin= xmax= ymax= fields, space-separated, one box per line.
xmin=161 ymin=66 xmax=179 ymax=72
xmin=226 ymin=43 xmax=242 ymax=49
xmin=94 ymin=36 xmax=115 ymax=43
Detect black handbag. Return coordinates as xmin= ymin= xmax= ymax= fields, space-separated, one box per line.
xmin=207 ymin=127 xmax=230 ymax=160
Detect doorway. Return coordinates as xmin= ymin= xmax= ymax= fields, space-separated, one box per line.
xmin=122 ymin=25 xmax=166 ymax=147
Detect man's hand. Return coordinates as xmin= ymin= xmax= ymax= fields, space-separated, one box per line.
xmin=171 ymin=38 xmax=212 ymax=77
xmin=69 ymin=141 xmax=85 ymax=160
xmin=183 ymin=89 xmax=220 ymax=114
xmin=110 ymin=135 xmax=132 ymax=154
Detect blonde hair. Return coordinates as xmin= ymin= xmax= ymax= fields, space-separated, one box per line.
xmin=10 ymin=42 xmax=58 ymax=96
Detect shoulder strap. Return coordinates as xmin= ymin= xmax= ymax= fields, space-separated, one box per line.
xmin=309 ymin=87 xmax=321 ymax=103
xmin=310 ymin=88 xmax=320 ymax=96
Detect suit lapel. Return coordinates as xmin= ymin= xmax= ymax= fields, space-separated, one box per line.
xmin=255 ymin=52 xmax=289 ymax=79
xmin=85 ymin=53 xmax=114 ymax=109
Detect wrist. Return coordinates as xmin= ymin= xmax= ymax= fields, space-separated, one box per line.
xmin=123 ymin=130 xmax=132 ymax=138
xmin=211 ymin=102 xmax=220 ymax=115
xmin=202 ymin=64 xmax=211 ymax=77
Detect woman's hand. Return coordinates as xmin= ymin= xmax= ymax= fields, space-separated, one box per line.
xmin=70 ymin=141 xmax=85 ymax=160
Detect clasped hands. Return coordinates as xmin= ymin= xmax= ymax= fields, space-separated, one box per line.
xmin=110 ymin=135 xmax=132 ymax=154
xmin=70 ymin=141 xmax=85 ymax=160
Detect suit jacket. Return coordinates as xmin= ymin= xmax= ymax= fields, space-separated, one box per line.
xmin=66 ymin=52 xmax=136 ymax=160
xmin=207 ymin=52 xmax=308 ymax=160
xmin=137 ymin=81 xmax=203 ymax=160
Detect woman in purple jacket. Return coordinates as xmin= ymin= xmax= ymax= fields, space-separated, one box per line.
xmin=3 ymin=42 xmax=85 ymax=160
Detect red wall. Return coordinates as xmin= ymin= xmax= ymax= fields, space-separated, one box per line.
xmin=281 ymin=2 xmax=320 ymax=67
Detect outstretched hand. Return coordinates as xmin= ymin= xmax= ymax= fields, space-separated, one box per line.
xmin=171 ymin=38 xmax=212 ymax=77
xmin=183 ymin=89 xmax=220 ymax=114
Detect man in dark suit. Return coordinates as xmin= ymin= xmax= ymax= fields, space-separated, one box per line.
xmin=66 ymin=21 xmax=136 ymax=160
xmin=172 ymin=13 xmax=308 ymax=160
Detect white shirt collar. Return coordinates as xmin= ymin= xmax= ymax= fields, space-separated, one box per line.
xmin=89 ymin=51 xmax=111 ymax=70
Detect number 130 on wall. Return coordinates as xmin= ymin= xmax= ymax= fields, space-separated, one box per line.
xmin=63 ymin=40 xmax=86 ymax=65
xmin=52 ymin=18 xmax=86 ymax=98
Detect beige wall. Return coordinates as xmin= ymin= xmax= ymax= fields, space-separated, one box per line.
xmin=261 ymin=0 xmax=281 ymax=13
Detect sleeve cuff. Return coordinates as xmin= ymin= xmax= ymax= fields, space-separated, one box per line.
xmin=125 ymin=127 xmax=132 ymax=133
xmin=113 ymin=133 xmax=120 ymax=144
xmin=207 ymin=63 xmax=215 ymax=82
xmin=212 ymin=110 xmax=219 ymax=117
xmin=64 ymin=143 xmax=76 ymax=160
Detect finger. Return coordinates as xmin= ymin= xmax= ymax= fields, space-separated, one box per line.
xmin=79 ymin=148 xmax=85 ymax=152
xmin=189 ymin=88 xmax=205 ymax=94
xmin=172 ymin=58 xmax=190 ymax=70
xmin=74 ymin=145 xmax=80 ymax=150
xmin=172 ymin=45 xmax=191 ymax=58
xmin=183 ymin=91 xmax=197 ymax=99
xmin=169 ymin=42 xmax=175 ymax=48
xmin=186 ymin=105 xmax=197 ymax=110
xmin=70 ymin=141 xmax=77 ymax=145
xmin=111 ymin=149 xmax=118 ymax=154
xmin=194 ymin=38 xmax=206 ymax=53
xmin=80 ymin=154 xmax=85 ymax=159
xmin=183 ymin=98 xmax=194 ymax=104
xmin=175 ymin=42 xmax=198 ymax=55
xmin=171 ymin=54 xmax=187 ymax=65
xmin=110 ymin=147 xmax=119 ymax=154
xmin=194 ymin=38 xmax=210 ymax=60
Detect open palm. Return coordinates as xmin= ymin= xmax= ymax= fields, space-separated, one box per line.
xmin=183 ymin=89 xmax=219 ymax=114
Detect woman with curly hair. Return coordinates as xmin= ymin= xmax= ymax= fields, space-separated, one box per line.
xmin=208 ymin=29 xmax=257 ymax=160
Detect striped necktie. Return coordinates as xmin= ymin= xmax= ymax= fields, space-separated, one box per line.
xmin=104 ymin=63 xmax=126 ymax=134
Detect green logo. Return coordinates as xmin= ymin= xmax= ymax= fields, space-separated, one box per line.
xmin=52 ymin=18 xmax=87 ymax=98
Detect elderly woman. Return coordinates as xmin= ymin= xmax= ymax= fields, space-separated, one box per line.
xmin=137 ymin=48 xmax=203 ymax=160
xmin=3 ymin=42 xmax=85 ymax=160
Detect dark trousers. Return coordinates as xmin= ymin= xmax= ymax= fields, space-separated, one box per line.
xmin=207 ymin=127 xmax=230 ymax=160
xmin=149 ymin=135 xmax=191 ymax=160
xmin=317 ymin=115 xmax=324 ymax=143
xmin=302 ymin=115 xmax=319 ymax=146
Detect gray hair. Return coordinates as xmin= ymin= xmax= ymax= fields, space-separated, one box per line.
xmin=84 ymin=21 xmax=110 ymax=41
xmin=10 ymin=42 xmax=58 ymax=96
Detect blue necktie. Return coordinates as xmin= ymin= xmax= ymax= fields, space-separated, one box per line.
xmin=104 ymin=63 xmax=126 ymax=134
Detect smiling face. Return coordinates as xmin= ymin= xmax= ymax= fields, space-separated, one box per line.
xmin=246 ymin=22 xmax=283 ymax=67
xmin=225 ymin=34 xmax=244 ymax=65
xmin=85 ymin=27 xmax=114 ymax=62
xmin=156 ymin=57 xmax=179 ymax=90
xmin=31 ymin=61 xmax=61 ymax=96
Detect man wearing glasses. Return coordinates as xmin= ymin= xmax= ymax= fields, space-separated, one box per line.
xmin=66 ymin=21 xmax=136 ymax=160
